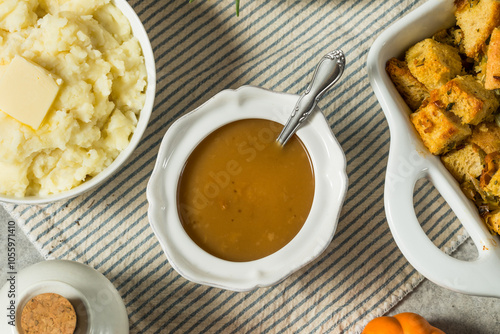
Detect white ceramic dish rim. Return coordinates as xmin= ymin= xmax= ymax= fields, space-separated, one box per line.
xmin=367 ymin=0 xmax=500 ymax=298
xmin=147 ymin=85 xmax=348 ymax=291
xmin=0 ymin=0 xmax=156 ymax=205
xmin=0 ymin=260 xmax=129 ymax=334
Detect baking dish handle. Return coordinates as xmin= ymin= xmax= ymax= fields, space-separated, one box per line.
xmin=384 ymin=143 xmax=500 ymax=298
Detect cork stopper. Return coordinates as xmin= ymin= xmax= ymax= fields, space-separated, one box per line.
xmin=20 ymin=293 xmax=77 ymax=334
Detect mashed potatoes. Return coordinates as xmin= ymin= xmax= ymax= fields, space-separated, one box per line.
xmin=0 ymin=0 xmax=147 ymax=197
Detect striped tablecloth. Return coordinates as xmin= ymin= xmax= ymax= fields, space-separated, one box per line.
xmin=3 ymin=0 xmax=469 ymax=332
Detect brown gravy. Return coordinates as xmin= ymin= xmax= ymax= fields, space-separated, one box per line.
xmin=177 ymin=119 xmax=314 ymax=262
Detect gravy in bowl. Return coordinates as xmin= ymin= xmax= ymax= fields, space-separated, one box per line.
xmin=177 ymin=119 xmax=314 ymax=262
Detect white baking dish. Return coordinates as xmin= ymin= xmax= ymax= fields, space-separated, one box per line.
xmin=367 ymin=0 xmax=500 ymax=297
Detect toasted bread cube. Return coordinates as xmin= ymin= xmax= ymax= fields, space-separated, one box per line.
xmin=455 ymin=0 xmax=500 ymax=59
xmin=430 ymin=75 xmax=499 ymax=125
xmin=484 ymin=167 xmax=500 ymax=196
xmin=410 ymin=100 xmax=471 ymax=155
xmin=432 ymin=26 xmax=465 ymax=53
xmin=432 ymin=28 xmax=457 ymax=46
xmin=480 ymin=151 xmax=500 ymax=193
xmin=406 ymin=39 xmax=462 ymax=90
xmin=441 ymin=143 xmax=484 ymax=182
xmin=485 ymin=27 xmax=500 ymax=89
xmin=386 ymin=58 xmax=429 ymax=111
xmin=471 ymin=122 xmax=500 ymax=154
xmin=485 ymin=210 xmax=500 ymax=235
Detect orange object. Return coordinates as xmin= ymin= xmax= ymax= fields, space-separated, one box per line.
xmin=362 ymin=312 xmax=445 ymax=334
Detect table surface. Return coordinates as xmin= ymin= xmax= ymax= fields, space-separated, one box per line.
xmin=1 ymin=1 xmax=500 ymax=332
xmin=1 ymin=207 xmax=499 ymax=333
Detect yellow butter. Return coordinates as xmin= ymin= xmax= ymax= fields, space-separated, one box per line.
xmin=0 ymin=55 xmax=60 ymax=130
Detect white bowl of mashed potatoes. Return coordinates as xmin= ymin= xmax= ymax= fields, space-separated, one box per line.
xmin=0 ymin=0 xmax=155 ymax=204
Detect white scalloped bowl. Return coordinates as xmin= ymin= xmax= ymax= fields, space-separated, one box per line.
xmin=0 ymin=0 xmax=156 ymax=205
xmin=367 ymin=0 xmax=500 ymax=297
xmin=147 ymin=86 xmax=348 ymax=291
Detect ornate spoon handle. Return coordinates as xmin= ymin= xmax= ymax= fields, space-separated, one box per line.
xmin=276 ymin=50 xmax=345 ymax=146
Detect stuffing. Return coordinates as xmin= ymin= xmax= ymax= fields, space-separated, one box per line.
xmin=429 ymin=75 xmax=499 ymax=125
xmin=485 ymin=210 xmax=500 ymax=234
xmin=441 ymin=143 xmax=484 ymax=182
xmin=470 ymin=122 xmax=500 ymax=154
xmin=481 ymin=152 xmax=500 ymax=196
xmin=455 ymin=0 xmax=500 ymax=59
xmin=385 ymin=57 xmax=429 ymax=111
xmin=406 ymin=38 xmax=462 ymax=90
xmin=432 ymin=26 xmax=465 ymax=54
xmin=385 ymin=2 xmax=500 ymax=236
xmin=410 ymin=100 xmax=471 ymax=155
xmin=485 ymin=27 xmax=500 ymax=89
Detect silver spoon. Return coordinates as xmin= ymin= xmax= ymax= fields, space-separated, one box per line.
xmin=276 ymin=50 xmax=345 ymax=146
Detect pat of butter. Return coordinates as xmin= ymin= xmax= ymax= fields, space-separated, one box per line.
xmin=0 ymin=55 xmax=61 ymax=129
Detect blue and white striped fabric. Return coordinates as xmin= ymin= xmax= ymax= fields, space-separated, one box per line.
xmin=3 ymin=0 xmax=469 ymax=332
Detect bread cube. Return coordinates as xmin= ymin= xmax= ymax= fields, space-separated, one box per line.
xmin=471 ymin=122 xmax=500 ymax=154
xmin=406 ymin=39 xmax=462 ymax=90
xmin=430 ymin=75 xmax=499 ymax=125
xmin=441 ymin=143 xmax=484 ymax=182
xmin=485 ymin=210 xmax=500 ymax=235
xmin=479 ymin=151 xmax=500 ymax=192
xmin=385 ymin=58 xmax=429 ymax=111
xmin=484 ymin=167 xmax=500 ymax=197
xmin=432 ymin=27 xmax=465 ymax=54
xmin=455 ymin=0 xmax=500 ymax=59
xmin=410 ymin=100 xmax=471 ymax=155
xmin=485 ymin=27 xmax=500 ymax=89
